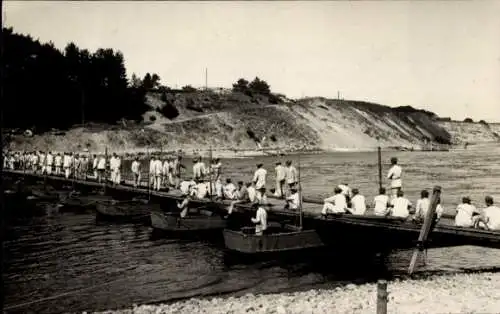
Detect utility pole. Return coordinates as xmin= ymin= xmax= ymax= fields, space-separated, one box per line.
xmin=81 ymin=83 xmax=85 ymax=126
xmin=205 ymin=68 xmax=208 ymax=90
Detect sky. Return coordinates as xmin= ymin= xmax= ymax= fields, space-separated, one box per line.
xmin=4 ymin=1 xmax=500 ymax=121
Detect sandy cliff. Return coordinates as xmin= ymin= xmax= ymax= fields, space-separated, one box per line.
xmin=6 ymin=90 xmax=498 ymax=154
xmin=438 ymin=121 xmax=500 ymax=144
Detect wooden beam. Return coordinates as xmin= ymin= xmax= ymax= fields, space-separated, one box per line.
xmin=408 ymin=185 xmax=441 ymax=275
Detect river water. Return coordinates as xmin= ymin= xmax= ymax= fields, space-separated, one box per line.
xmin=4 ymin=145 xmax=500 ymax=313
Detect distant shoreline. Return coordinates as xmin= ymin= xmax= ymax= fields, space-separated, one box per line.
xmin=44 ymin=143 xmax=489 ymax=159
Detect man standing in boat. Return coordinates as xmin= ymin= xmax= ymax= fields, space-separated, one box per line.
xmin=387 ymin=157 xmax=403 ymax=199
xmin=251 ymin=204 xmax=268 ymax=235
xmin=284 ymin=187 xmax=300 ymax=211
xmin=253 ymin=163 xmax=267 ymax=204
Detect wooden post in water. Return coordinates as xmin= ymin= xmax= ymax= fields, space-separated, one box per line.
xmin=43 ymin=152 xmax=48 ymax=190
xmin=146 ymin=147 xmax=151 ymax=200
xmin=298 ymin=154 xmax=303 ymax=230
xmin=408 ymin=185 xmax=442 ymax=275
xmin=103 ymin=146 xmax=108 ymax=194
xmin=209 ymin=146 xmax=213 ymax=200
xmin=71 ymin=152 xmax=76 ymax=191
xmin=377 ymin=280 xmax=388 ymax=314
xmin=378 ymin=146 xmax=382 ymax=190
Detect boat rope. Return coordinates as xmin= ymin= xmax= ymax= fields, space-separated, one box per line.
xmin=3 ymin=275 xmax=133 ymax=311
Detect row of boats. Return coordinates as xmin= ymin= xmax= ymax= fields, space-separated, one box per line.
xmin=6 ymin=170 xmax=500 ymax=260
xmin=5 ymin=182 xmax=326 ymax=256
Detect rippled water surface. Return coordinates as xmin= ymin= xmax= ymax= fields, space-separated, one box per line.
xmin=4 ymin=144 xmax=500 ymax=313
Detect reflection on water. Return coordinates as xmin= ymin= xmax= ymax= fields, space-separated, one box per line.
xmin=4 ymin=146 xmax=500 ymax=313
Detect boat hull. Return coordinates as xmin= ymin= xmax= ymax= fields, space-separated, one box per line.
xmin=95 ymin=200 xmax=152 ymax=224
xmin=150 ymin=211 xmax=227 ymax=232
xmin=223 ymin=226 xmax=325 ymax=254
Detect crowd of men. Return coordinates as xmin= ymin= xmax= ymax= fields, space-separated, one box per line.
xmin=3 ymin=150 xmax=499 ymax=234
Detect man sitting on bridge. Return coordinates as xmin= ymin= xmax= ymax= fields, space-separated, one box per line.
xmin=474 ymin=196 xmax=500 ymax=231
xmin=455 ymin=196 xmax=480 ymax=228
xmin=321 ymin=187 xmax=348 ymax=216
xmin=226 ymin=182 xmax=251 ymax=216
xmin=350 ymin=188 xmax=366 ymax=215
xmin=389 ymin=190 xmax=412 ymax=219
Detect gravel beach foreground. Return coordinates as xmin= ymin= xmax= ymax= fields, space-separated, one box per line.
xmin=94 ymin=272 xmax=500 ymax=314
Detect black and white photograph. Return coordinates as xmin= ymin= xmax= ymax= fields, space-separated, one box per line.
xmin=1 ymin=1 xmax=500 ymax=313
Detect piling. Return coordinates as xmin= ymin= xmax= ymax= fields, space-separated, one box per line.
xmin=377 ymin=146 xmax=382 ymax=190
xmin=377 ymin=280 xmax=388 ymax=314
xmin=408 ymin=185 xmax=442 ymax=275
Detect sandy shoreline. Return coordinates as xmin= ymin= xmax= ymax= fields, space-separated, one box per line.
xmin=94 ymin=272 xmax=500 ymax=314
xmin=5 ymin=145 xmax=456 ymax=159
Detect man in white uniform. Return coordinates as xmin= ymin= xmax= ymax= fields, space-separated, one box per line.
xmin=110 ymin=153 xmax=121 ymax=185
xmin=373 ymin=187 xmax=391 ymax=216
xmin=251 ymin=205 xmax=268 ymax=235
xmin=153 ymin=157 xmax=163 ymax=191
xmin=131 ymin=157 xmax=141 ymax=188
xmin=97 ymin=154 xmax=106 ymax=183
xmin=350 ymin=188 xmax=366 ymax=215
xmin=390 ymin=190 xmax=412 ymax=219
xmin=149 ymin=156 xmax=156 ymax=188
xmin=223 ymin=178 xmax=237 ymax=200
xmin=475 ymin=196 xmax=500 ymax=231
xmin=54 ymin=153 xmax=62 ymax=176
xmin=46 ymin=151 xmax=54 ymax=175
xmin=455 ymin=196 xmax=479 ymax=228
xmin=274 ymin=162 xmax=286 ymax=198
xmin=285 ymin=187 xmax=300 ymax=211
xmin=252 ymin=163 xmax=267 ymax=204
xmin=92 ymin=154 xmax=98 ymax=179
xmin=387 ymin=157 xmax=403 ymax=199
xmin=39 ymin=151 xmax=46 ymax=174
xmin=321 ymin=187 xmax=348 ymax=215
xmin=285 ymin=160 xmax=298 ymax=193
xmin=162 ymin=157 xmax=170 ymax=188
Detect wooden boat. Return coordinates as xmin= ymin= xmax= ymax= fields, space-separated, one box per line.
xmin=95 ymin=198 xmax=153 ymax=224
xmin=150 ymin=209 xmax=227 ymax=233
xmin=31 ymin=188 xmax=60 ymax=201
xmin=223 ymin=156 xmax=324 ymax=256
xmin=58 ymin=192 xmax=100 ymax=212
xmin=223 ymin=223 xmax=324 ymax=254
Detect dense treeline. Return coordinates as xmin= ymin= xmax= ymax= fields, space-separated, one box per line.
xmin=2 ymin=27 xmax=149 ymax=131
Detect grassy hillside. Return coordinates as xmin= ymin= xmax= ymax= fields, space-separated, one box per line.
xmin=7 ymin=89 xmax=497 ymax=154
